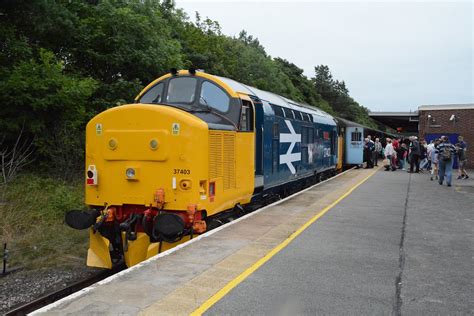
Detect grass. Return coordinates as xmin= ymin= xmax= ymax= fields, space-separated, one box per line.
xmin=0 ymin=173 xmax=89 ymax=270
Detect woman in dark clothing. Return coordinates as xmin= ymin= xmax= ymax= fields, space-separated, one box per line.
xmin=397 ymin=144 xmax=407 ymax=170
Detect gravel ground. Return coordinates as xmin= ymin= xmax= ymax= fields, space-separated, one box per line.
xmin=0 ymin=266 xmax=100 ymax=314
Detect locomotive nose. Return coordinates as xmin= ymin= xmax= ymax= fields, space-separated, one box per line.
xmin=85 ymin=103 xmax=208 ymax=207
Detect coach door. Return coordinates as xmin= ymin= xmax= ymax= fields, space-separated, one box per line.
xmin=345 ymin=127 xmax=364 ymax=165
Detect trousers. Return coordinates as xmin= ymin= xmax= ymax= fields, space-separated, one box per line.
xmin=410 ymin=154 xmax=420 ymax=172
xmin=438 ymin=159 xmax=453 ymax=185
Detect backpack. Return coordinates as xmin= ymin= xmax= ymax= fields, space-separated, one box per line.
xmin=440 ymin=146 xmax=452 ymax=161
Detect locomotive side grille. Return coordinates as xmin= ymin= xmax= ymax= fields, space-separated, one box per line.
xmin=223 ymin=133 xmax=236 ymax=190
xmin=209 ymin=132 xmax=223 ymax=179
xmin=209 ymin=132 xmax=236 ymax=190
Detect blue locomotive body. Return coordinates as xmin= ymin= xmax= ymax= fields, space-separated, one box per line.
xmin=254 ymin=95 xmax=337 ymax=193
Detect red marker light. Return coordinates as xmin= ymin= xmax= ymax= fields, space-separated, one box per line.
xmin=86 ymin=165 xmax=98 ymax=186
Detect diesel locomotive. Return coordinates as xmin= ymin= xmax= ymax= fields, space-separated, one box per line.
xmin=66 ymin=69 xmax=392 ymax=269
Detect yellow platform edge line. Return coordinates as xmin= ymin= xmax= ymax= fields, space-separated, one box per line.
xmin=190 ymin=168 xmax=379 ymax=316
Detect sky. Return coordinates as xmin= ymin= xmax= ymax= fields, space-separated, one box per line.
xmin=175 ymin=0 xmax=473 ymax=112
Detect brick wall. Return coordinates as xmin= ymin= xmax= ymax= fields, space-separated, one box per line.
xmin=418 ymin=108 xmax=474 ymax=168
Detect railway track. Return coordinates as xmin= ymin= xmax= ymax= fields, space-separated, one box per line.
xmin=5 ymin=264 xmax=125 ymax=316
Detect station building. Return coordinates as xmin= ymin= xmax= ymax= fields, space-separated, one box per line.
xmin=418 ymin=104 xmax=474 ymax=168
xmin=370 ymin=103 xmax=474 ymax=168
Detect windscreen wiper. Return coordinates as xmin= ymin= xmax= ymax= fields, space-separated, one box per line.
xmin=193 ymin=97 xmax=238 ymax=130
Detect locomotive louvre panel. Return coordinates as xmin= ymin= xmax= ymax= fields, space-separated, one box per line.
xmin=209 ymin=132 xmax=223 ymax=179
xmin=223 ymin=133 xmax=236 ymax=190
xmin=208 ymin=132 xmax=236 ymax=190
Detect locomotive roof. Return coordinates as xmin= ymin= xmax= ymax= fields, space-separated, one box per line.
xmin=136 ymin=70 xmax=336 ymax=125
xmin=214 ymin=75 xmax=336 ymax=122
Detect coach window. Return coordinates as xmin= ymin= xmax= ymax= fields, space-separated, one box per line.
xmin=351 ymin=130 xmax=362 ymax=142
xmin=140 ymin=83 xmax=164 ymax=104
xmin=200 ymin=81 xmax=230 ymax=113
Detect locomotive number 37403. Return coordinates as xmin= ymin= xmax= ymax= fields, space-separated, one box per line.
xmin=173 ymin=169 xmax=191 ymax=175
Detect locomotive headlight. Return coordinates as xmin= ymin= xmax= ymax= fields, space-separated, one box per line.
xmin=126 ymin=168 xmax=136 ymax=179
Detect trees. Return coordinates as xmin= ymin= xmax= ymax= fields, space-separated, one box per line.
xmin=0 ymin=0 xmax=379 ymax=177
xmin=0 ymin=49 xmax=98 ymax=175
xmin=313 ymin=65 xmax=377 ymax=128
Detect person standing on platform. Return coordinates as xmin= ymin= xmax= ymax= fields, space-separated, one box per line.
xmin=384 ymin=138 xmax=396 ymax=171
xmin=364 ymin=138 xmax=374 ymax=168
xmin=374 ymin=138 xmax=382 ymax=167
xmin=436 ymin=136 xmax=457 ymax=187
xmin=430 ymin=138 xmax=440 ymax=181
xmin=419 ymin=139 xmax=428 ymax=171
xmin=392 ymin=138 xmax=400 ymax=167
xmin=409 ymin=136 xmax=421 ymax=173
xmin=456 ymin=136 xmax=469 ymax=180
xmin=399 ymin=143 xmax=408 ymax=170
xmin=427 ymin=140 xmax=435 ymax=171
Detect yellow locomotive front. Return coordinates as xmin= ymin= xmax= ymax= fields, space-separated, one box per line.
xmin=66 ymin=70 xmax=255 ymax=268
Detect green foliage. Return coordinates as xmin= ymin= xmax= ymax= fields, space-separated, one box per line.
xmin=0 ymin=173 xmax=87 ymax=268
xmin=0 ymin=49 xmax=97 ymax=173
xmin=0 ymin=0 xmax=379 ymax=178
xmin=313 ymin=65 xmax=378 ymax=128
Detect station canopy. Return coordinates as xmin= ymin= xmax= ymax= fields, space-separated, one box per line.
xmin=369 ymin=111 xmax=419 ymax=134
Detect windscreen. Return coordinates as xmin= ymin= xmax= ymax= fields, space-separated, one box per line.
xmin=166 ymin=77 xmax=197 ymax=104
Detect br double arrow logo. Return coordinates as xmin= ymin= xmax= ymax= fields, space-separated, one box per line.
xmin=279 ymin=120 xmax=301 ymax=174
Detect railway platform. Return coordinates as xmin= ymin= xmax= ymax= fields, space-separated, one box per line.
xmin=33 ymin=168 xmax=474 ymax=315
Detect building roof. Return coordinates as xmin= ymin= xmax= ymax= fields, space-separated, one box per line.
xmin=418 ymin=103 xmax=474 ymax=111
xmin=369 ymin=111 xmax=418 ymax=117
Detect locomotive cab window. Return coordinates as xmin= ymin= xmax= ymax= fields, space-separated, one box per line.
xmin=166 ymin=77 xmax=197 ymax=104
xmin=200 ymin=81 xmax=230 ymax=113
xmin=139 ymin=83 xmax=164 ymax=104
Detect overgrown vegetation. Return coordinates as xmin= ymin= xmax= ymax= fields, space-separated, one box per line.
xmin=0 ymin=0 xmax=380 ymax=268
xmin=0 ymin=174 xmax=86 ymax=269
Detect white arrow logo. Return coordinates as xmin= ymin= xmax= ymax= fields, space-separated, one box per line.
xmin=280 ymin=120 xmax=301 ymax=174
